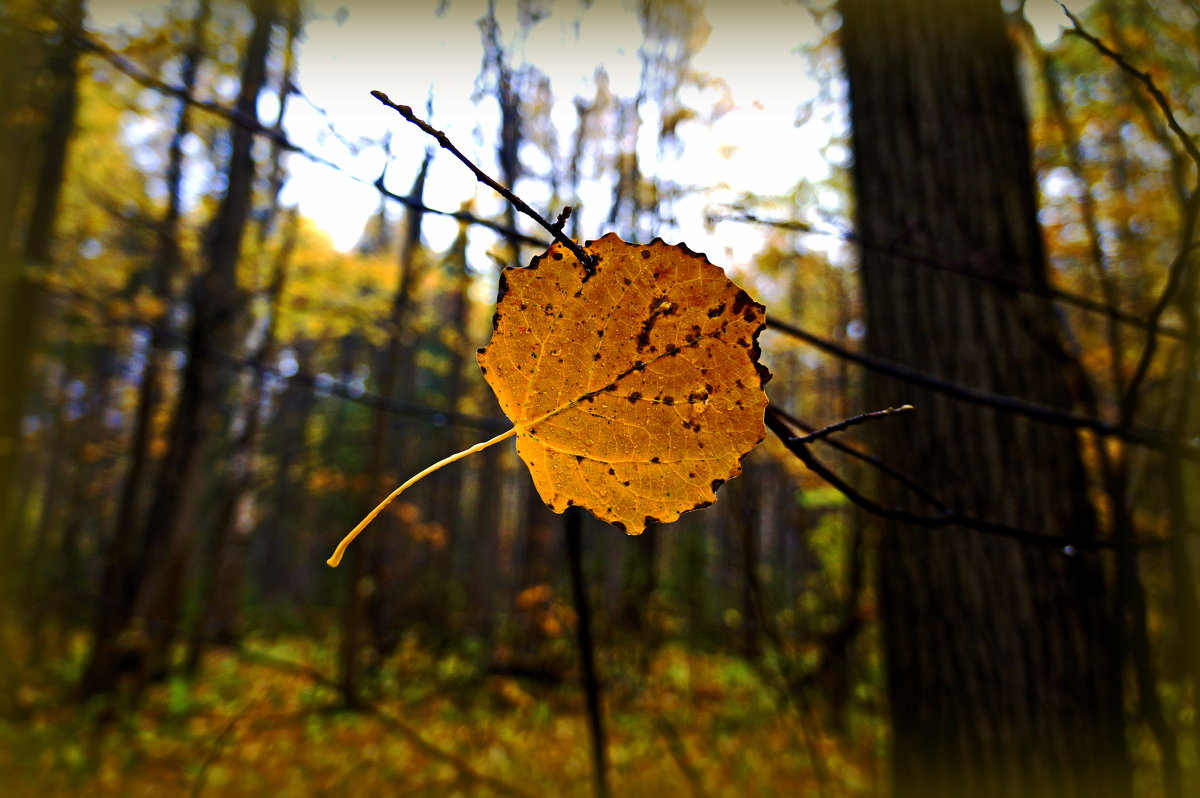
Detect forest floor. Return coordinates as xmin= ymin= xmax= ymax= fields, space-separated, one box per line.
xmin=1 ymin=633 xmax=882 ymax=797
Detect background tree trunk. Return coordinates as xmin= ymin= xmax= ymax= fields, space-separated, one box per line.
xmin=838 ymin=0 xmax=1130 ymax=796
xmin=0 ymin=0 xmax=85 ymax=715
xmin=81 ymin=0 xmax=277 ymax=700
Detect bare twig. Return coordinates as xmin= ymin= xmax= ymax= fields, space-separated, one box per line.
xmin=552 ymin=205 xmax=573 ymax=232
xmin=654 ymin=718 xmax=709 ymax=798
xmin=190 ymin=705 xmax=250 ymax=798
xmin=766 ymin=407 xmax=1167 ymax=552
xmin=35 ymin=281 xmax=511 ymax=432
xmin=718 ymin=210 xmax=1186 ymax=342
xmin=791 ymin=404 xmax=913 ymax=444
xmin=64 ymin=24 xmax=546 ymax=249
xmin=764 ymin=316 xmax=1200 ymax=462
xmin=1119 ymin=185 xmax=1200 ymax=426
xmin=371 ymin=91 xmax=597 ymax=271
xmin=769 ymin=404 xmax=949 ymax=513
xmin=1055 ymin=5 xmax=1200 ymax=432
xmin=1059 ymin=3 xmax=1200 ymax=170
xmin=233 ymin=645 xmax=537 ymax=798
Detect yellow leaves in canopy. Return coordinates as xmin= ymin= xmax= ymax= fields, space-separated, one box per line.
xmin=478 ymin=233 xmax=770 ymax=534
xmin=328 ymin=234 xmax=770 ymax=567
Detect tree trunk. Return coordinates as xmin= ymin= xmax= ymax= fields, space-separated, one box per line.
xmin=0 ymin=0 xmax=84 ymax=715
xmin=86 ymin=0 xmax=210 ymax=699
xmin=838 ymin=1 xmax=1130 ymax=796
xmin=80 ymin=0 xmax=277 ymax=699
xmin=337 ymin=151 xmax=431 ymax=705
xmin=186 ymin=2 xmax=301 ymax=671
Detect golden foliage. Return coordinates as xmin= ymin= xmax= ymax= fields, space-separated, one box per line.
xmin=328 ymin=234 xmax=770 ymax=566
xmin=478 ymin=233 xmax=771 ymax=534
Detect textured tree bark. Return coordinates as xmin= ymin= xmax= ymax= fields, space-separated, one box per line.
xmin=838 ymin=1 xmax=1130 ymax=796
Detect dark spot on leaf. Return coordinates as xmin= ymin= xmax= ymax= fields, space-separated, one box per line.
xmin=574 ymin=455 xmax=584 ymax=462
xmin=743 ymin=309 xmax=756 ymax=323
xmin=565 ymin=498 xmax=574 ymax=505
xmin=622 ymin=480 xmax=630 ymax=487
xmin=574 ymin=289 xmax=583 ymax=298
xmin=627 ymin=391 xmax=642 ymax=403
xmin=593 ymin=353 xmax=601 ymax=360
xmin=519 ymin=301 xmax=528 ymax=310
xmin=633 ymin=361 xmax=645 ymax=371
xmin=688 ymin=472 xmax=696 ymax=479
xmin=496 ymin=273 xmax=509 ymax=301
xmin=662 ymin=396 xmax=674 ymax=405
xmin=596 ymin=329 xmax=605 ymax=338
xmin=479 ymin=365 xmax=488 ymax=374
xmin=641 ymin=249 xmax=650 ymax=258
xmin=644 ymin=515 xmax=659 ymax=526
xmin=665 ymin=344 xmax=679 ymax=355
xmin=650 ymin=456 xmax=660 ymax=464
xmin=491 ymin=312 xmax=501 ymax=330
xmin=613 ymin=521 xmax=626 ymax=533
xmin=707 ymin=303 xmax=725 ymax=318
xmin=608 ymin=468 xmax=615 ymax=475
xmin=552 ymin=251 xmax=563 ymax=260
xmin=623 ymin=277 xmax=632 ymax=286
xmin=604 ymin=383 xmax=617 ymax=392
xmin=711 ymin=478 xmax=725 ymax=492
xmin=731 ymin=290 xmax=753 ymax=315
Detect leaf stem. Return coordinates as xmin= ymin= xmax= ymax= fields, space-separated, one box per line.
xmin=326 ymin=426 xmax=517 ymax=567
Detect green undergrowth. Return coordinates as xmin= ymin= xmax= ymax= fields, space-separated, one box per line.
xmin=1 ymin=634 xmax=882 ymax=797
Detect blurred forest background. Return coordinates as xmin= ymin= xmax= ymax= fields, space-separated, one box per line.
xmin=0 ymin=0 xmax=1196 ymax=796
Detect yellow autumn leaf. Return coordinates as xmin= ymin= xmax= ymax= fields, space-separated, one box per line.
xmin=478 ymin=232 xmax=770 ymax=533
xmin=327 ymin=233 xmax=770 ymax=567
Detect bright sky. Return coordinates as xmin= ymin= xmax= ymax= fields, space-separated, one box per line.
xmin=282 ymin=0 xmax=834 ymax=266
xmin=88 ymin=0 xmax=1077 ymax=276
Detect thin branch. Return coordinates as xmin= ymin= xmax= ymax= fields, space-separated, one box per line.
xmin=717 ymin=210 xmax=1186 ymax=342
xmin=190 ymin=705 xmax=250 ymax=798
xmin=232 ymin=646 xmax=537 ymax=798
xmin=66 ymin=24 xmax=545 ymax=250
xmin=371 ymin=91 xmax=597 ymax=271
xmin=1120 ymin=182 xmax=1200 ymax=426
xmin=768 ymin=404 xmax=950 ymax=514
xmin=766 ymin=407 xmax=1167 ymax=553
xmin=764 ymin=316 xmax=1200 ymax=462
xmin=791 ymin=404 xmax=913 ymax=444
xmin=36 ymin=281 xmax=511 ymax=432
xmin=552 ymin=205 xmax=573 ymax=232
xmin=1056 ymin=4 xmax=1200 ymax=433
xmin=1059 ymin=3 xmax=1200 ymax=171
